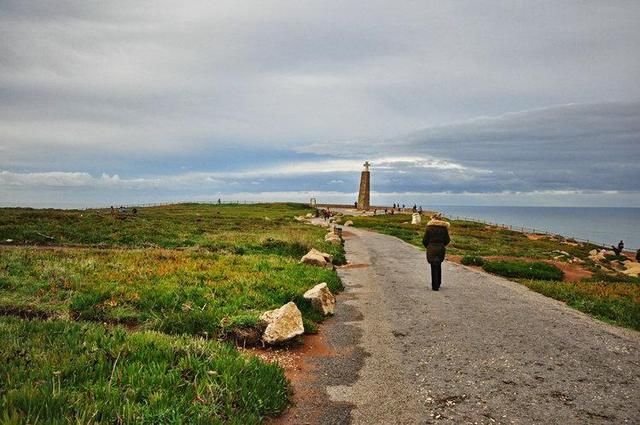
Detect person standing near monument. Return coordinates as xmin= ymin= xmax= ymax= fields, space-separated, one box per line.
xmin=422 ymin=213 xmax=451 ymax=291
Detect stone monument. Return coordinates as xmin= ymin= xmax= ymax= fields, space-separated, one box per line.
xmin=357 ymin=161 xmax=371 ymax=210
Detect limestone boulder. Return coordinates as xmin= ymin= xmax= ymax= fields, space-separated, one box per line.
xmin=300 ymin=248 xmax=334 ymax=268
xmin=303 ymin=283 xmax=336 ymax=316
xmin=324 ymin=233 xmax=342 ymax=245
xmin=343 ymin=220 xmax=354 ymax=227
xmin=411 ymin=213 xmax=421 ymax=225
xmin=305 ymin=213 xmax=313 ymax=218
xmin=260 ymin=302 xmax=304 ymax=344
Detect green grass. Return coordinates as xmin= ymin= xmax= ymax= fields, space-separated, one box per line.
xmin=482 ymin=260 xmax=564 ymax=281
xmin=460 ymin=255 xmax=485 ymax=266
xmin=0 ymin=203 xmax=344 ymax=264
xmin=347 ymin=213 xmax=600 ymax=260
xmin=0 ymin=317 xmax=288 ymax=424
xmin=0 ymin=247 xmax=341 ymax=337
xmin=0 ymin=203 xmax=346 ymax=422
xmin=519 ymin=280 xmax=640 ymax=331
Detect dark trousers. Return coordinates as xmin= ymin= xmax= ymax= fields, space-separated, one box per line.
xmin=430 ymin=262 xmax=442 ymax=290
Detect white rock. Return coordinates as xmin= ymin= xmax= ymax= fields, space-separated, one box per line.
xmin=303 ymin=283 xmax=336 ymax=315
xmin=343 ymin=220 xmax=354 ymax=227
xmin=305 ymin=213 xmax=313 ymax=218
xmin=300 ymin=248 xmax=334 ymax=268
xmin=411 ymin=213 xmax=421 ymax=225
xmin=260 ymin=302 xmax=304 ymax=344
xmin=324 ymin=233 xmax=342 ymax=245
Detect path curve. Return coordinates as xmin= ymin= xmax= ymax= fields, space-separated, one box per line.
xmin=312 ymin=225 xmax=639 ymax=424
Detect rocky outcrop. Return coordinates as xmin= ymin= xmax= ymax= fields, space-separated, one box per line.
xmin=344 ymin=220 xmax=354 ymax=227
xmin=303 ymin=282 xmax=336 ymax=316
xmin=260 ymin=302 xmax=304 ymax=344
xmin=589 ymin=249 xmax=615 ymax=262
xmin=300 ymin=248 xmax=334 ymax=268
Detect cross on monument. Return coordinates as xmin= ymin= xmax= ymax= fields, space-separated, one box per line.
xmin=363 ymin=161 xmax=371 ymax=172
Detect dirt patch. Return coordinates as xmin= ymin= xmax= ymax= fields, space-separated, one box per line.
xmin=552 ymin=261 xmax=593 ymax=282
xmin=339 ymin=263 xmax=370 ymax=269
xmin=341 ymin=230 xmax=356 ymax=239
xmin=0 ymin=306 xmax=52 ymax=320
xmin=254 ymin=332 xmax=338 ymax=424
xmin=524 ymin=233 xmax=558 ymax=241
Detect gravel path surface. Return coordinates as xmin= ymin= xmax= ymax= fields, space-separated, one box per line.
xmin=320 ymin=226 xmax=640 ymax=424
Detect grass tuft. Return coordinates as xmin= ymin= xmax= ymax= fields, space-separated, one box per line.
xmin=482 ymin=260 xmax=564 ymax=281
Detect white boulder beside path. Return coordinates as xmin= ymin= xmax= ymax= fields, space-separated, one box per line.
xmin=303 ymin=282 xmax=336 ymax=316
xmin=300 ymin=248 xmax=334 ymax=269
xmin=260 ymin=302 xmax=304 ymax=344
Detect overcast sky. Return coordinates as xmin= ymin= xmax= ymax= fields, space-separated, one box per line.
xmin=1 ymin=0 xmax=639 ymax=207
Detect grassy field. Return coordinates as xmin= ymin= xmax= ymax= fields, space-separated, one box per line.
xmin=346 ymin=213 xmax=598 ymax=259
xmin=0 ymin=317 xmax=288 ymax=424
xmin=348 ymin=212 xmax=640 ymax=331
xmin=0 ymin=203 xmax=344 ymax=263
xmin=0 ymin=203 xmax=343 ymax=422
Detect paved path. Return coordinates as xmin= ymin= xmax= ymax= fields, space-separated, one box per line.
xmin=310 ymin=226 xmax=639 ymax=424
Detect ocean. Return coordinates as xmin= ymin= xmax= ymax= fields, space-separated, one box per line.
xmin=430 ymin=206 xmax=640 ymax=250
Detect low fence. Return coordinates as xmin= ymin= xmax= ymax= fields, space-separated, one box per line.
xmin=100 ymin=200 xmax=261 ymax=209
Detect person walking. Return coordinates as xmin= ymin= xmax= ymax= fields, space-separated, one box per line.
xmin=422 ymin=213 xmax=451 ymax=291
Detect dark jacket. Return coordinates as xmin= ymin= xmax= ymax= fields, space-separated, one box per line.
xmin=422 ymin=219 xmax=451 ymax=264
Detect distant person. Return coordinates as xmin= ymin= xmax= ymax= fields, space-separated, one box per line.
xmin=390 ymin=208 xmax=395 ymax=215
xmin=412 ymin=205 xmax=417 ymax=213
xmin=110 ymin=206 xmax=115 ymax=215
xmin=373 ymin=208 xmax=377 ymax=215
xmin=354 ymin=201 xmax=358 ymax=208
xmin=422 ymin=213 xmax=451 ymax=291
xmin=636 ymin=248 xmax=640 ymax=262
xmin=393 ymin=203 xmax=396 ymax=209
xmin=132 ymin=208 xmax=138 ymax=215
xmin=217 ymin=198 xmax=221 ymax=204
xmin=418 ymin=206 xmax=423 ymax=214
xmin=612 ymin=240 xmax=624 ymax=256
xmin=384 ymin=208 xmax=388 ymax=214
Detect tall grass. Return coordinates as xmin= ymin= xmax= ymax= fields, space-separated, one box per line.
xmin=0 ymin=317 xmax=288 ymax=423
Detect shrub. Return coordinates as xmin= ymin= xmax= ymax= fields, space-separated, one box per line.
xmin=482 ymin=260 xmax=564 ymax=281
xmin=461 ymin=255 xmax=485 ymax=266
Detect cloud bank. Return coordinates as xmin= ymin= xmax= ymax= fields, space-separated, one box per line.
xmin=1 ymin=1 xmax=639 ymax=206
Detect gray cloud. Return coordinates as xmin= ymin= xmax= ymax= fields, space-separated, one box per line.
xmin=1 ymin=1 xmax=639 ymax=206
